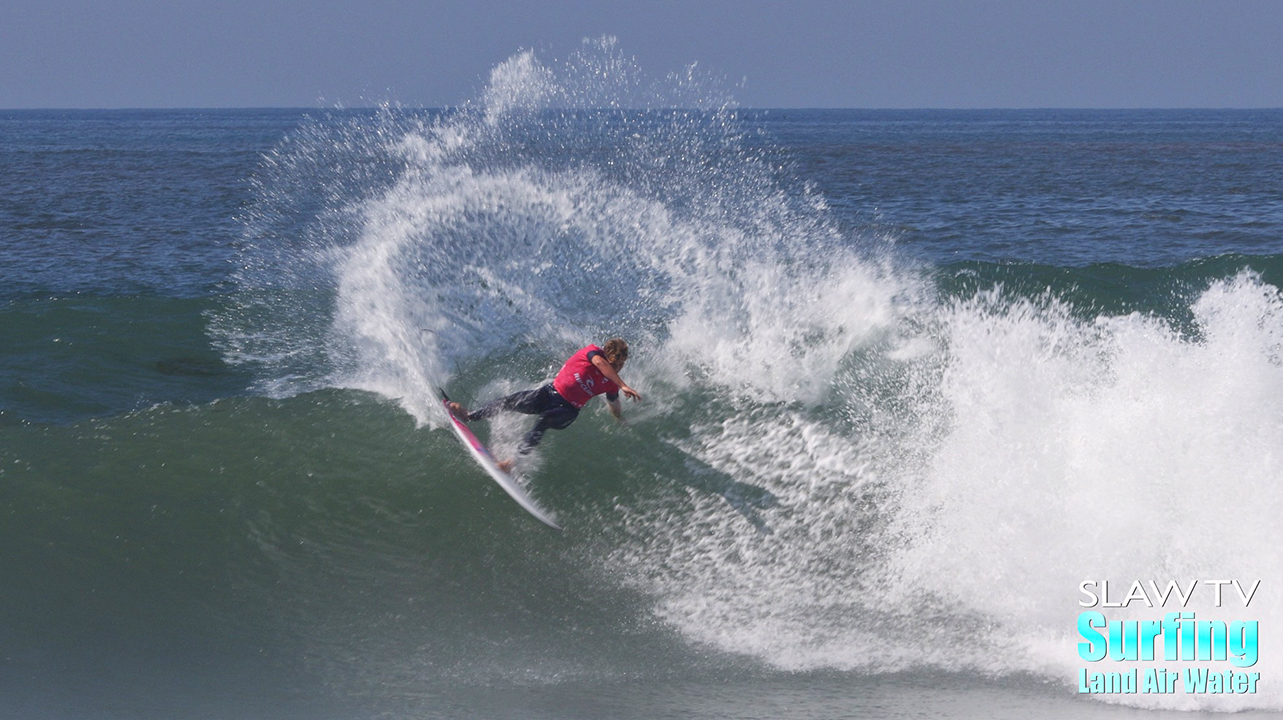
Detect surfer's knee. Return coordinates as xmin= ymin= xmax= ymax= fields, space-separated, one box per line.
xmin=518 ymin=430 xmax=544 ymax=455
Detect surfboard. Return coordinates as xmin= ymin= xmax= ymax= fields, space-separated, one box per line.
xmin=438 ymin=390 xmax=562 ymax=530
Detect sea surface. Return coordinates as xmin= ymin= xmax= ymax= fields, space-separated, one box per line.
xmin=3 ymin=46 xmax=1282 ymax=719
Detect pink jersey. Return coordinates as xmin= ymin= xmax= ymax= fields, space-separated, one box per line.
xmin=553 ymin=345 xmax=620 ymax=408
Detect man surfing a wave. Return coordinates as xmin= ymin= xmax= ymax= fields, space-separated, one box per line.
xmin=445 ymin=338 xmax=642 ymax=473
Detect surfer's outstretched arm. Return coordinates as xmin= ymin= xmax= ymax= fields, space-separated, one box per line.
xmin=590 ymin=354 xmax=641 ymax=402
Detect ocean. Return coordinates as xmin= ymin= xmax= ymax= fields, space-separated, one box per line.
xmin=3 ymin=46 xmax=1282 ymax=719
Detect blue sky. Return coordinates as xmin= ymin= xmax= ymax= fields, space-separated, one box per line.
xmin=3 ymin=0 xmax=1281 ymax=109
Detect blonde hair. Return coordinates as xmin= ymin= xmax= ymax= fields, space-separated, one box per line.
xmin=602 ymin=338 xmax=629 ymax=364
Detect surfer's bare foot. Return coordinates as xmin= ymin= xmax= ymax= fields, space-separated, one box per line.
xmin=446 ymin=401 xmax=468 ymax=420
xmin=497 ymin=459 xmax=515 ymax=474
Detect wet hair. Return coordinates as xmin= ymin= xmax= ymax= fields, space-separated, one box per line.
xmin=602 ymin=338 xmax=629 ymax=364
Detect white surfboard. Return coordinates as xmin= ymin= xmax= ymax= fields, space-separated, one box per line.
xmin=438 ymin=390 xmax=562 ymax=530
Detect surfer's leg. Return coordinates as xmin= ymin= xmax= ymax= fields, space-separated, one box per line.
xmin=518 ymin=405 xmax=579 ymax=455
xmin=467 ymin=387 xmax=544 ymax=422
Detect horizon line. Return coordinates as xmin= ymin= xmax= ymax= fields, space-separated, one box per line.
xmin=3 ymin=105 xmax=1282 ymax=113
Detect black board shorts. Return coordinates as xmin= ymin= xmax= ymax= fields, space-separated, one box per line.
xmin=467 ymin=384 xmax=579 ymax=453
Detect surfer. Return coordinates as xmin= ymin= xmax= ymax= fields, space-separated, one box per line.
xmin=446 ymin=338 xmax=642 ymax=472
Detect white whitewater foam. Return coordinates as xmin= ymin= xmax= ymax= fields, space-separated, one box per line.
xmin=613 ymin=271 xmax=1283 ymax=710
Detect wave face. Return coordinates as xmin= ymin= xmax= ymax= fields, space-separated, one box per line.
xmin=5 ymin=43 xmax=1283 ymax=716
xmin=206 ymin=41 xmax=1283 ymax=712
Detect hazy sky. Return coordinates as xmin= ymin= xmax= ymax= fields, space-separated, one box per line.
xmin=3 ymin=0 xmax=1281 ymax=109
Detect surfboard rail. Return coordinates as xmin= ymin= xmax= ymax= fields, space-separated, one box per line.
xmin=438 ymin=390 xmax=562 ymax=530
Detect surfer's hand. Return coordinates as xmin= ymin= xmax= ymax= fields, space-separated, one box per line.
xmin=621 ymin=385 xmax=641 ymax=402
